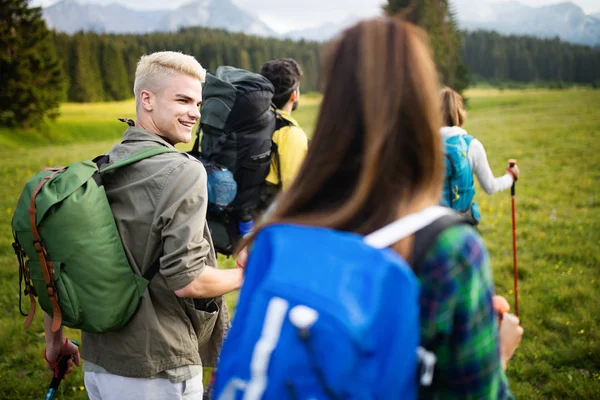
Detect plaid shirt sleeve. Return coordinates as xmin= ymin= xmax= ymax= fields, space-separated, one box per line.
xmin=417 ymin=224 xmax=514 ymax=400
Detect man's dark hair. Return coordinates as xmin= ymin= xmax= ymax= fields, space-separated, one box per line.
xmin=260 ymin=58 xmax=303 ymax=109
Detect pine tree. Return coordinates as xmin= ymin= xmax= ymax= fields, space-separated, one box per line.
xmin=384 ymin=0 xmax=469 ymax=93
xmin=0 ymin=0 xmax=65 ymax=128
xmin=99 ymin=40 xmax=130 ymax=101
xmin=68 ymin=34 xmax=104 ymax=102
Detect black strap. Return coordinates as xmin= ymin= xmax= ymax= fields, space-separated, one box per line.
xmin=272 ymin=110 xmax=293 ymax=188
xmin=191 ymin=124 xmax=202 ymax=155
xmin=143 ymin=258 xmax=161 ymax=281
xmin=412 ymin=213 xmax=465 ymax=273
xmin=271 ymin=141 xmax=282 ymax=188
xmin=118 ymin=117 xmax=135 ymax=127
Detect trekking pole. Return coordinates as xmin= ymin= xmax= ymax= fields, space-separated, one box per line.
xmin=508 ymin=159 xmax=519 ymax=317
xmin=45 ymin=340 xmax=79 ymax=400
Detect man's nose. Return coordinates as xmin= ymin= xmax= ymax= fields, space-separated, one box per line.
xmin=189 ymin=106 xmax=200 ymax=121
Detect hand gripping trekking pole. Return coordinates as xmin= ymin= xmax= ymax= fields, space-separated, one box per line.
xmin=508 ymin=159 xmax=519 ymax=317
xmin=44 ymin=339 xmax=80 ymax=400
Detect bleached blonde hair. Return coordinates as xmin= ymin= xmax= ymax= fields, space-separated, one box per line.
xmin=133 ymin=51 xmax=206 ymax=109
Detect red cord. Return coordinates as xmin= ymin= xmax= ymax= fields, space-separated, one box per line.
xmin=44 ymin=337 xmax=69 ymax=378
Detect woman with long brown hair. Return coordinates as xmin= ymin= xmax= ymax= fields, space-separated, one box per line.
xmin=228 ymin=17 xmax=523 ymax=398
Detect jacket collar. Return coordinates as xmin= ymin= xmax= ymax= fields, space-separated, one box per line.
xmin=122 ymin=126 xmax=178 ymax=149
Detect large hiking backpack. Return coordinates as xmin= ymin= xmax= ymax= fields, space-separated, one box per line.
xmin=11 ymin=146 xmax=175 ymax=333
xmin=189 ymin=66 xmax=291 ymax=255
xmin=212 ymin=206 xmax=458 ymax=400
xmin=441 ymin=129 xmax=478 ymax=213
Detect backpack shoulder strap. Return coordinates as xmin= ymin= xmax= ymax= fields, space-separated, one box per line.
xmin=411 ymin=213 xmax=464 ymax=272
xmin=273 ymin=107 xmax=294 ymax=131
xmin=100 ymin=146 xmax=177 ymax=173
xmin=463 ymin=134 xmax=475 ymax=147
xmin=364 ymin=206 xmax=453 ymax=249
xmin=271 ymin=108 xmax=294 ymax=187
xmin=100 ymin=145 xmax=176 ymax=281
xmin=364 ymin=206 xmax=465 ymax=273
xmin=143 ymin=258 xmax=161 ymax=281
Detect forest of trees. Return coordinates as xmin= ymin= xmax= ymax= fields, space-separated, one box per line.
xmin=463 ymin=30 xmax=600 ymax=85
xmin=385 ymin=0 xmax=469 ymax=94
xmin=52 ymin=27 xmax=322 ymax=103
xmin=52 ymin=26 xmax=600 ymax=103
xmin=1 ymin=0 xmax=64 ymax=128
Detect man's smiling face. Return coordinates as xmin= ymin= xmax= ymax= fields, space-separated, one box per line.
xmin=149 ymin=71 xmax=202 ymax=145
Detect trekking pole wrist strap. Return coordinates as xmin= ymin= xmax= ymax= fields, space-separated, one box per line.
xmin=44 ymin=337 xmax=70 ymax=378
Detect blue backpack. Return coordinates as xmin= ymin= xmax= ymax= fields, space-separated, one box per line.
xmin=441 ymin=132 xmax=475 ymax=211
xmin=213 ymin=207 xmax=452 ymax=400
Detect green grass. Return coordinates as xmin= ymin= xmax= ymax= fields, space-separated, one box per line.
xmin=0 ymin=89 xmax=598 ymax=398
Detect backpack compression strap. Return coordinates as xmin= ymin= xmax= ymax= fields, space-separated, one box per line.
xmin=100 ymin=145 xmax=177 ymax=282
xmin=26 ymin=168 xmax=66 ymax=332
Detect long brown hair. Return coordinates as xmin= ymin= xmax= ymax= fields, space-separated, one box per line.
xmin=440 ymin=87 xmax=467 ymax=127
xmin=242 ymin=17 xmax=443 ymax=248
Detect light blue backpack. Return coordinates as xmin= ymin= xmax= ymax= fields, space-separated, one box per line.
xmin=213 ymin=207 xmax=451 ymax=399
xmin=441 ymin=132 xmax=481 ymax=224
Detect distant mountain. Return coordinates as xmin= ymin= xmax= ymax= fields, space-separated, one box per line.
xmin=41 ymin=0 xmax=600 ymax=46
xmin=283 ymin=16 xmax=361 ymax=42
xmin=43 ymin=0 xmax=165 ymax=34
xmin=42 ymin=0 xmax=277 ymax=37
xmin=160 ymin=0 xmax=275 ymax=37
xmin=453 ymin=1 xmax=600 ymax=46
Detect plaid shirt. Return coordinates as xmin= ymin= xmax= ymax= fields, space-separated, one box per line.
xmin=417 ymin=224 xmax=514 ymax=399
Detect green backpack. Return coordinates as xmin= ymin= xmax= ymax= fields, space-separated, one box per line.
xmin=11 ymin=146 xmax=176 ymax=333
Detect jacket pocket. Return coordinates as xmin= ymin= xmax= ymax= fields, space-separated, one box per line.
xmin=188 ymin=298 xmax=220 ymax=347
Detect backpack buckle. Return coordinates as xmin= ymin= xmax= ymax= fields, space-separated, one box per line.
xmin=417 ymin=347 xmax=437 ymax=386
xmin=46 ymin=282 xmax=58 ymax=298
xmin=33 ymin=240 xmax=48 ymax=257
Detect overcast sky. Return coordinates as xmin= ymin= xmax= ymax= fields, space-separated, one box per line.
xmin=30 ymin=0 xmax=600 ymax=32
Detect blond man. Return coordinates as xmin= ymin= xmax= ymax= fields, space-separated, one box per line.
xmin=43 ymin=51 xmax=242 ymax=399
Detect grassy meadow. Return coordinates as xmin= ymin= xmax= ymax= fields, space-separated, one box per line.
xmin=0 ymin=88 xmax=598 ymax=398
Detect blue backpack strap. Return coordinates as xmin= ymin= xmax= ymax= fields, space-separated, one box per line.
xmin=463 ymin=134 xmax=474 ymax=147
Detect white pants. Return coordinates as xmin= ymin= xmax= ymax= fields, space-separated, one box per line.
xmin=84 ymin=371 xmax=204 ymax=400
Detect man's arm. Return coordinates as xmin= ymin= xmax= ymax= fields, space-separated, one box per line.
xmin=155 ymin=158 xmax=243 ymax=298
xmin=44 ymin=314 xmax=80 ymax=375
xmin=174 ymin=267 xmax=243 ymax=298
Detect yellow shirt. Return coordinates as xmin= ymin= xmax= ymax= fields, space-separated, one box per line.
xmin=265 ymin=111 xmax=308 ymax=190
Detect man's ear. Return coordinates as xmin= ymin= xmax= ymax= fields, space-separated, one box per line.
xmin=140 ymin=90 xmax=153 ymax=112
xmin=289 ymin=88 xmax=298 ymax=103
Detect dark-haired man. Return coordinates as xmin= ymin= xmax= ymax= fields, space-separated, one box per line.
xmin=260 ymin=58 xmax=308 ymax=192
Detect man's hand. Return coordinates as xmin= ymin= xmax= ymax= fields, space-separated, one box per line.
xmin=45 ymin=338 xmax=81 ymax=376
xmin=236 ymin=246 xmax=249 ymax=270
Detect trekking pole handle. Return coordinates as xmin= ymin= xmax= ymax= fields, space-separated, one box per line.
xmin=508 ymin=159 xmax=517 ymax=196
